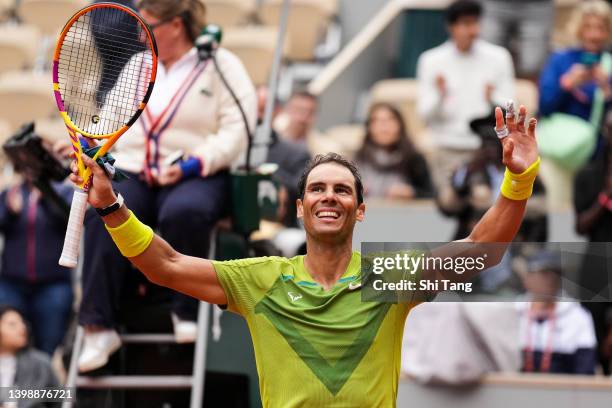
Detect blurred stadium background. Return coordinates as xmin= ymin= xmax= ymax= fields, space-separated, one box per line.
xmin=0 ymin=0 xmax=611 ymax=407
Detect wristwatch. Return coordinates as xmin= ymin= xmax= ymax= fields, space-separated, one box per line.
xmin=95 ymin=193 xmax=124 ymax=216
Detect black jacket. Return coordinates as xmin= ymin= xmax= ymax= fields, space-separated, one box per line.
xmin=0 ymin=183 xmax=73 ymax=283
xmin=266 ymin=132 xmax=311 ymax=227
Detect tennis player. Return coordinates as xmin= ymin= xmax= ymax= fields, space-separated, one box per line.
xmin=71 ymin=102 xmax=539 ymax=406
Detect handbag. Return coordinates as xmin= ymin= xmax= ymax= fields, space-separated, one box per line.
xmin=536 ymin=52 xmax=611 ymax=171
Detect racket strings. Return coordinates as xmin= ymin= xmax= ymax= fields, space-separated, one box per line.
xmin=57 ymin=7 xmax=154 ymax=136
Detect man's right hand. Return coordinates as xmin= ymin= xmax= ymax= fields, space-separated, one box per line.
xmin=69 ymin=154 xmax=117 ymax=208
xmin=6 ymin=185 xmax=22 ymax=215
xmin=435 ymin=74 xmax=447 ymax=98
xmin=560 ymin=64 xmax=590 ymax=91
xmin=53 ymin=139 xmax=73 ymax=159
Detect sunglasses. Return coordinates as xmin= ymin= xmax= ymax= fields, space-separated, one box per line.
xmin=147 ymin=11 xmax=189 ymax=30
xmin=149 ymin=16 xmax=175 ymax=29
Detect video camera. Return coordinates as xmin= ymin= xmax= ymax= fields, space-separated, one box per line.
xmin=2 ymin=122 xmax=71 ymax=216
xmin=3 ymin=122 xmax=70 ymax=182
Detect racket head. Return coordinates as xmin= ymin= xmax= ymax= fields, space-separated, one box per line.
xmin=52 ymin=2 xmax=158 ymax=140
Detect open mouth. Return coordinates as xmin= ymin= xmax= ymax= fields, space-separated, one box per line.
xmin=315 ymin=210 xmax=340 ymax=219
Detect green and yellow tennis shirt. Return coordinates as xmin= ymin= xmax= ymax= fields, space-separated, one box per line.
xmin=213 ymin=251 xmax=419 ymax=407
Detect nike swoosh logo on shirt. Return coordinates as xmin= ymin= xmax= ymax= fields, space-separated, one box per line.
xmin=348 ymin=282 xmax=361 ymax=290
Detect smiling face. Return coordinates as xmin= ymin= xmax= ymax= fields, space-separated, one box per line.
xmin=297 ymin=163 xmax=365 ymax=245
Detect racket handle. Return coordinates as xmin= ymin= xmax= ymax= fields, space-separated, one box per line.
xmin=59 ymin=190 xmax=89 ymax=268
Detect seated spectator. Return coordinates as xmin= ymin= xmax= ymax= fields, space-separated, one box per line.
xmin=251 ymin=86 xmax=308 ymax=256
xmin=517 ymin=251 xmax=597 ymax=374
xmin=540 ymin=0 xmax=612 ymax=124
xmin=274 ymin=91 xmax=345 ymax=157
xmin=74 ymin=0 xmax=256 ymax=372
xmin=0 ymin=178 xmax=73 ymax=356
xmin=355 ymin=103 xmax=433 ymax=200
xmin=574 ymin=117 xmax=612 ymax=375
xmin=416 ymin=0 xmax=514 ymax=188
xmin=258 ymin=86 xmax=310 ymax=228
xmin=481 ymin=0 xmax=553 ymax=79
xmin=0 ymin=306 xmax=59 ymax=406
xmin=538 ymin=0 xmax=612 ymax=208
xmin=437 ymin=110 xmax=547 ymax=241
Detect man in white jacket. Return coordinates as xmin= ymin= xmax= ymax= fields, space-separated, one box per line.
xmin=417 ymin=0 xmax=515 ymax=187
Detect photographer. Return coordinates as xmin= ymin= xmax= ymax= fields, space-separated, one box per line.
xmin=0 ymin=165 xmax=73 ymax=356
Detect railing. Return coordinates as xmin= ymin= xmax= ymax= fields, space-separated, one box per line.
xmin=398 ymin=373 xmax=612 ymax=407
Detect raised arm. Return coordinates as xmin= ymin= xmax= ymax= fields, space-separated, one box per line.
xmin=430 ymin=102 xmax=540 ymax=277
xmin=464 ymin=104 xmax=539 ymax=243
xmin=71 ymin=154 xmax=227 ymax=305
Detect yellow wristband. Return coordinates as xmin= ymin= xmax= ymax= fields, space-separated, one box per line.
xmin=500 ymin=157 xmax=541 ymax=201
xmin=105 ymin=210 xmax=154 ymax=258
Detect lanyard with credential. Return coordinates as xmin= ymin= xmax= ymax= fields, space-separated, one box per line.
xmin=524 ymin=307 xmax=557 ymax=373
xmin=141 ymin=60 xmax=207 ymax=181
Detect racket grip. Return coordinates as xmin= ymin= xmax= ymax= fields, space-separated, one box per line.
xmin=59 ymin=190 xmax=89 ymax=268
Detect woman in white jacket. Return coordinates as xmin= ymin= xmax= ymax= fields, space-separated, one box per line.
xmin=76 ymin=0 xmax=256 ymax=372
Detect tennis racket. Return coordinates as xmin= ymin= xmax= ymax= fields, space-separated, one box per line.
xmin=54 ymin=2 xmax=158 ymax=268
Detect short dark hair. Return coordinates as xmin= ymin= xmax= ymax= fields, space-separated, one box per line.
xmin=0 ymin=305 xmax=21 ymax=320
xmin=297 ymin=153 xmax=364 ymax=205
xmin=446 ymin=0 xmax=482 ymax=25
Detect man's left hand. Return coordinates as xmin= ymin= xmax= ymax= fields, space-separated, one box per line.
xmin=495 ymin=103 xmax=539 ymax=174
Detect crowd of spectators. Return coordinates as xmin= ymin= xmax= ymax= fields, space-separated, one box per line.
xmin=407 ymin=0 xmax=610 ymax=379
xmin=252 ymin=0 xmax=612 ymax=378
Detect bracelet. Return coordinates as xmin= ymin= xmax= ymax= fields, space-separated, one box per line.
xmin=179 ymin=156 xmax=203 ymax=179
xmin=105 ymin=210 xmax=154 ymax=258
xmin=95 ymin=192 xmax=124 ymax=216
xmin=500 ymin=157 xmax=541 ymax=201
